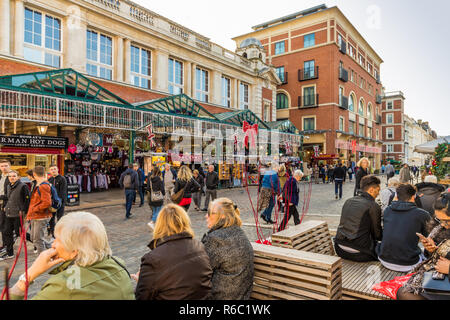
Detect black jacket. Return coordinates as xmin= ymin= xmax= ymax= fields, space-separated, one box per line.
xmin=4 ymin=181 xmax=30 ymax=218
xmin=147 ymin=176 xmax=165 ymax=207
xmin=376 ymin=201 xmax=431 ymax=266
xmin=354 ymin=167 xmax=369 ymax=195
xmin=0 ymin=174 xmax=11 ymax=203
xmin=193 ymin=175 xmax=205 ymax=191
xmin=174 ymin=178 xmax=201 ymax=199
xmin=205 ymin=171 xmax=219 ymax=190
xmin=335 ymin=192 xmax=382 ymax=256
xmin=334 ymin=166 xmax=346 ymax=181
xmin=415 ymin=182 xmax=446 ymax=216
xmin=49 ymin=175 xmax=67 ymax=205
xmin=135 ymin=232 xmax=212 ymax=300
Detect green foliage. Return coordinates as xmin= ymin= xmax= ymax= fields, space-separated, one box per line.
xmin=432 ymin=143 xmax=450 ymax=179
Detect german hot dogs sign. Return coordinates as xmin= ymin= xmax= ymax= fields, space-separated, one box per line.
xmin=0 ymin=134 xmax=68 ymax=149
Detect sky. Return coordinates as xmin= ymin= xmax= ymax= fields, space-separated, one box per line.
xmin=133 ymin=0 xmax=450 ymax=136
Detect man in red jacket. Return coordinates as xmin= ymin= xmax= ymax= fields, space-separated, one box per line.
xmin=27 ymin=166 xmax=52 ymax=254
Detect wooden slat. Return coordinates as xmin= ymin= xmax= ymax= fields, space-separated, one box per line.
xmin=254 ymin=278 xmax=330 ymax=300
xmin=272 ymin=220 xmax=326 ymax=239
xmin=253 ymin=257 xmax=332 ymax=277
xmin=254 ymin=264 xmax=332 ymax=286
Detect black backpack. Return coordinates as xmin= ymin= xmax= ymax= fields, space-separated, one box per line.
xmin=388 ymin=189 xmax=396 ymax=206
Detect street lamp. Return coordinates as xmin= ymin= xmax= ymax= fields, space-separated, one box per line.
xmin=36 ymin=123 xmax=48 ymax=135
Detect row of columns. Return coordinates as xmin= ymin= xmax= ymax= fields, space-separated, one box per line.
xmin=0 ymin=0 xmax=24 ymax=57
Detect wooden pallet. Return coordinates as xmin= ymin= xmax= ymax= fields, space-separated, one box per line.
xmin=251 ymin=243 xmax=342 ymax=300
xmin=271 ymin=221 xmax=335 ymax=255
xmin=341 ymin=260 xmax=407 ymax=300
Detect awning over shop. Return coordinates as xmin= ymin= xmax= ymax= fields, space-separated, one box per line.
xmin=0 ymin=68 xmax=131 ymax=106
xmin=215 ymin=109 xmax=269 ymax=130
xmin=267 ymin=120 xmax=300 ymax=135
xmin=414 ymin=136 xmax=450 ymax=154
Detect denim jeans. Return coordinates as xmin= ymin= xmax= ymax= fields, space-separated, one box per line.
xmin=30 ymin=218 xmax=51 ymax=254
xmin=125 ymin=189 xmax=136 ymax=218
xmin=262 ymin=195 xmax=275 ymax=221
xmin=151 ymin=206 xmax=162 ymax=223
xmin=335 ymin=179 xmax=343 ymax=199
xmin=138 ymin=186 xmax=145 ymax=205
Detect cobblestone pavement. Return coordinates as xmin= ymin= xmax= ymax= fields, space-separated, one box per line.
xmin=0 ymin=176 xmax=387 ymax=298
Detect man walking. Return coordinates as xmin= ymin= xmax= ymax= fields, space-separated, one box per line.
xmin=133 ymin=163 xmax=146 ymax=207
xmin=399 ymin=163 xmax=411 ymax=184
xmin=162 ymin=163 xmax=177 ymax=204
xmin=119 ymin=164 xmax=139 ymax=219
xmin=202 ymin=165 xmax=219 ymax=211
xmin=278 ymin=170 xmax=303 ymax=232
xmin=26 ymin=166 xmax=52 ymax=254
xmin=0 ymin=159 xmax=12 ymax=255
xmin=48 ymin=164 xmax=67 ymax=238
xmin=385 ymin=162 xmax=395 ymax=181
xmin=0 ymin=170 xmax=30 ymax=261
xmin=334 ymin=163 xmax=346 ymax=200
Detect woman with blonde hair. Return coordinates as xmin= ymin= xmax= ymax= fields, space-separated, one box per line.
xmin=202 ymin=198 xmax=254 ymax=300
xmin=134 ymin=204 xmax=212 ymax=300
xmin=354 ymin=157 xmax=370 ymax=196
xmin=7 ymin=211 xmax=134 ymax=300
xmin=173 ymin=165 xmax=201 ymax=211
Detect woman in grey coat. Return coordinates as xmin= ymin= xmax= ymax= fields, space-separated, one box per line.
xmin=201 ymin=197 xmax=254 ymax=300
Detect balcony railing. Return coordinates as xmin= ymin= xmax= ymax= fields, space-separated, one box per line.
xmin=376 ymin=94 xmax=382 ymax=104
xmin=298 ymin=94 xmax=319 ymax=108
xmin=92 ymin=0 xmax=120 ymax=11
xmin=129 ymin=5 xmax=154 ymax=26
xmin=170 ymin=24 xmax=190 ymax=41
xmin=339 ymin=96 xmax=348 ymax=110
xmin=340 ymin=40 xmax=347 ymax=55
xmin=195 ymin=37 xmax=211 ymax=51
xmin=339 ymin=67 xmax=348 ymax=82
xmin=298 ymin=66 xmax=319 ymax=81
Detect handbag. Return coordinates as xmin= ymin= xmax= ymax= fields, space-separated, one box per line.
xmin=422 ymin=271 xmax=450 ymax=296
xmin=171 ymin=181 xmax=187 ymax=204
xmin=149 ymin=179 xmax=164 ymax=202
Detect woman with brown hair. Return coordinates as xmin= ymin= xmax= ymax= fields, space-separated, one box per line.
xmin=134 ymin=204 xmax=212 ymax=300
xmin=202 ymin=198 xmax=254 ymax=300
xmin=173 ymin=165 xmax=201 ymax=211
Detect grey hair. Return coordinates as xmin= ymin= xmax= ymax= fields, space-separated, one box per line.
xmin=388 ymin=177 xmax=400 ymax=187
xmin=294 ymin=170 xmax=304 ymax=178
xmin=424 ymin=175 xmax=438 ymax=184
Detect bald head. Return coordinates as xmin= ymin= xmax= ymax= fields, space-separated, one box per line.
xmin=208 ymin=165 xmax=214 ymax=172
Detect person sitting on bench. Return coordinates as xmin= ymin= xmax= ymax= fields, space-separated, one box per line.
xmin=376 ymin=183 xmax=431 ymax=272
xmin=334 ymin=175 xmax=382 ymax=262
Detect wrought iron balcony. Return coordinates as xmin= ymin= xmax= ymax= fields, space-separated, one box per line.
xmin=376 ymin=114 xmax=382 ymax=124
xmin=298 ymin=94 xmax=319 ymax=108
xmin=339 ymin=96 xmax=348 ymax=110
xmin=339 ymin=67 xmax=348 ymax=82
xmin=298 ymin=66 xmax=319 ymax=81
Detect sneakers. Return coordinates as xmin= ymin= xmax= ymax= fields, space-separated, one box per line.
xmin=147 ymin=221 xmax=155 ymax=231
xmin=260 ymin=214 xmax=268 ymax=223
xmin=0 ymin=252 xmax=14 ymax=261
xmin=0 ymin=246 xmax=6 ymax=254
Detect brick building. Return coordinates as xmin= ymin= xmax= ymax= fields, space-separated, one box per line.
xmin=233 ymin=4 xmax=384 ymax=169
xmin=381 ymin=91 xmax=406 ymax=163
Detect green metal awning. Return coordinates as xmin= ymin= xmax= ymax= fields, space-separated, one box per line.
xmin=0 ymin=68 xmax=132 ymax=106
xmin=135 ymin=94 xmax=218 ymax=120
xmin=267 ymin=120 xmax=301 ymax=135
xmin=215 ymin=109 xmax=270 ymax=130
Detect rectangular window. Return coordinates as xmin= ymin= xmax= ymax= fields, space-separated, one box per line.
xmin=339 ymin=117 xmax=344 ymax=131
xmin=168 ymin=58 xmax=183 ymax=94
xmin=274 ymin=41 xmax=285 ymax=55
xmin=263 ymin=104 xmax=270 ymax=122
xmin=387 ymin=113 xmax=394 ymax=124
xmin=339 ymin=87 xmax=344 ymax=106
xmin=303 ymin=86 xmax=316 ymax=106
xmin=386 ymin=127 xmax=394 ymax=140
xmin=359 ymin=54 xmax=364 ymax=67
xmin=348 ymin=44 xmax=355 ymax=59
xmin=86 ymin=30 xmax=112 ymax=80
xmin=376 ymin=129 xmax=379 ymax=140
xmin=221 ymin=76 xmax=231 ymax=107
xmin=195 ymin=67 xmax=209 ymax=103
xmin=368 ymin=127 xmax=372 ymax=139
xmin=359 ymin=124 xmax=365 ymax=137
xmin=351 ymin=69 xmax=354 ymax=82
xmin=349 ymin=121 xmax=355 ymax=134
xmin=367 ymin=63 xmax=372 ymax=75
xmin=130 ymin=45 xmax=151 ymax=89
xmin=303 ymin=60 xmax=315 ymax=79
xmin=304 ymin=33 xmax=315 ymax=48
xmin=303 ymin=118 xmax=315 ymax=131
xmin=24 ymin=8 xmax=61 ymax=68
xmin=387 ymin=101 xmax=393 ymax=110
xmin=276 ymin=66 xmax=285 ymax=83
xmin=387 ymin=144 xmax=394 ymax=153
xmin=239 ymin=82 xmax=249 ymax=110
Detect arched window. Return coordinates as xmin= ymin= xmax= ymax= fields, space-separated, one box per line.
xmin=348 ymin=94 xmax=355 ymax=112
xmin=358 ymin=99 xmax=365 ymax=116
xmin=367 ymin=103 xmax=373 ymax=120
xmin=276 ymin=93 xmax=289 ymax=109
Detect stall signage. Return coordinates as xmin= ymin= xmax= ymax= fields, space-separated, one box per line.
xmin=0 ymin=134 xmax=68 ymax=149
xmin=103 ymin=134 xmax=113 ymax=146
xmin=66 ymin=184 xmax=80 ymax=207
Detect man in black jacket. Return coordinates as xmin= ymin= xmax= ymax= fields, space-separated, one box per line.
xmin=335 ymin=175 xmax=382 ymax=262
xmin=48 ymin=164 xmax=67 ymax=238
xmin=333 ymin=163 xmax=346 ymax=200
xmin=0 ymin=170 xmax=30 ymax=261
xmin=202 ymin=165 xmax=219 ymax=211
xmin=0 ymin=159 xmax=11 ymax=255
xmin=376 ymin=183 xmax=431 ymax=272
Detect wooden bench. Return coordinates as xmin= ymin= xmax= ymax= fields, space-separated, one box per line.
xmin=271 ymin=221 xmax=335 ymax=255
xmin=251 ymin=243 xmax=342 ymax=300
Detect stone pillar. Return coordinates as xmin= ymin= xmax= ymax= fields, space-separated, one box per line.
xmin=210 ymin=70 xmax=221 ymax=105
xmin=116 ymin=37 xmax=124 ymax=82
xmin=154 ymin=48 xmax=168 ymax=93
xmin=185 ymin=61 xmax=191 ymax=96
xmin=124 ymin=39 xmax=131 ymax=83
xmin=0 ymin=0 xmax=11 ymax=55
xmin=64 ymin=7 xmax=86 ymax=71
xmin=13 ymin=0 xmax=24 ymax=58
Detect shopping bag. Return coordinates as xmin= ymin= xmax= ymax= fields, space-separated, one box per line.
xmin=372 ymin=273 xmax=414 ymax=300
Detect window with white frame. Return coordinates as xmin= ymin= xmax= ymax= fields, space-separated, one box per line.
xmin=386 ymin=127 xmax=394 ymax=140
xmin=86 ymin=30 xmax=113 ymax=80
xmin=239 ymin=82 xmax=249 ymax=110
xmin=303 ymin=117 xmax=315 ymax=131
xmin=348 ymin=94 xmax=355 ymax=112
xmin=386 ymin=144 xmax=394 ymax=153
xmin=339 ymin=87 xmax=344 ymax=106
xmin=221 ymin=76 xmax=231 ymax=107
xmin=387 ymin=101 xmax=393 ymax=110
xmin=387 ymin=113 xmax=394 ymax=124
xmin=168 ymin=58 xmax=183 ymax=94
xmin=274 ymin=41 xmax=285 ymax=55
xmin=367 ymin=127 xmax=372 ymax=139
xmin=376 ymin=129 xmax=379 ymax=140
xmin=339 ymin=117 xmax=344 ymax=131
xmin=350 ymin=69 xmax=354 ymax=82
xmin=195 ymin=67 xmax=209 ymax=103
xmin=276 ymin=66 xmax=285 ymax=83
xmin=359 ymin=54 xmax=364 ymax=67
xmin=263 ymin=104 xmax=270 ymax=122
xmin=367 ymin=63 xmax=373 ymax=75
xmin=130 ymin=45 xmax=151 ymax=89
xmin=24 ymin=8 xmax=61 ymax=68
xmin=367 ymin=104 xmax=373 ymax=120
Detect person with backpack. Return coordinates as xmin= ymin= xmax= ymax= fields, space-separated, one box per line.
xmin=380 ymin=177 xmax=400 ymax=212
xmin=119 ymin=164 xmax=139 ymax=220
xmin=48 ymin=164 xmax=67 ymax=239
xmin=26 ymin=166 xmax=53 ymax=254
xmin=347 ymin=164 xmax=354 ymax=182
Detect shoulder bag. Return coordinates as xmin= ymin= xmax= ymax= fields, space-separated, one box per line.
xmin=149 ymin=178 xmax=164 ymax=203
xmin=422 ymin=271 xmax=450 ymax=296
xmin=171 ymin=180 xmax=187 ymax=204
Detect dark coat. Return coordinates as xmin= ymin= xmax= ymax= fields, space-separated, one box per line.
xmin=354 ymin=167 xmax=369 ymax=196
xmin=205 ymin=171 xmax=219 ymax=190
xmin=193 ymin=175 xmax=205 ymax=191
xmin=173 ymin=178 xmax=201 ymax=199
xmin=5 ymin=181 xmax=30 ymax=218
xmin=335 ymin=192 xmax=382 ymax=256
xmin=415 ymin=182 xmax=446 ymax=216
xmin=147 ymin=176 xmax=165 ymax=207
xmin=48 ymin=175 xmax=67 ymax=205
xmin=282 ymin=176 xmax=299 ymax=206
xmin=135 ymin=232 xmax=212 ymax=300
xmin=334 ymin=166 xmax=346 ymax=181
xmin=376 ymin=202 xmax=431 ymax=266
xmin=119 ymin=168 xmax=139 ymax=190
xmin=201 ymin=223 xmax=254 ymax=300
